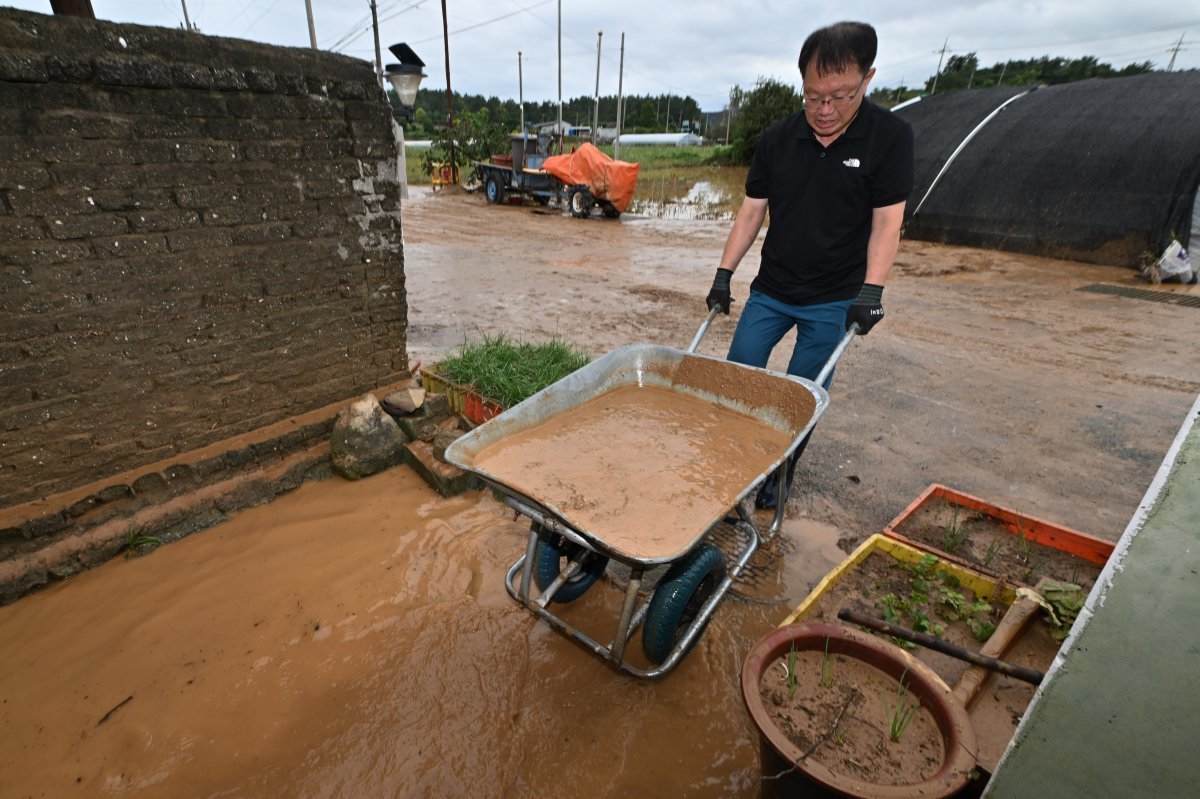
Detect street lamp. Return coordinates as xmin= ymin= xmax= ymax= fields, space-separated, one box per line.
xmin=384 ymin=44 xmax=426 ymax=198
xmin=384 ymin=43 xmax=426 ymax=121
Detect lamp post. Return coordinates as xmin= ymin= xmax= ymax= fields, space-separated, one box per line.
xmin=384 ymin=44 xmax=427 ymax=198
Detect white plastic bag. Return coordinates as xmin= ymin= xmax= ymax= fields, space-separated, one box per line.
xmin=1157 ymin=239 xmax=1193 ymax=280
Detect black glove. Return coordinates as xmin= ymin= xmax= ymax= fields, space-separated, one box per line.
xmin=706 ymin=268 xmax=734 ymax=314
xmin=846 ymin=283 xmax=884 ymax=334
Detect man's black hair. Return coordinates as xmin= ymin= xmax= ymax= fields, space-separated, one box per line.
xmin=797 ymin=21 xmax=877 ymax=78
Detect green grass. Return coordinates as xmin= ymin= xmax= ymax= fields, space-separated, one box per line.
xmin=437 ymin=333 xmax=591 ymax=409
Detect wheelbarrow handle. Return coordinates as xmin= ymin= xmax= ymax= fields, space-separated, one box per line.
xmin=814 ymin=323 xmax=859 ymax=387
xmin=687 ymin=306 xmax=722 ymax=353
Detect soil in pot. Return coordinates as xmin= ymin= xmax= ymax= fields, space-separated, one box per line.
xmin=799 ymin=548 xmax=1063 ymax=775
xmin=759 ymin=648 xmax=945 ymax=785
xmin=891 ymin=500 xmax=1103 ymax=592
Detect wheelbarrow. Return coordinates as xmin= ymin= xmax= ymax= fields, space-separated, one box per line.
xmin=444 ymin=310 xmax=857 ymax=678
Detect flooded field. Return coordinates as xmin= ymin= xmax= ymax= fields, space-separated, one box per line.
xmin=627 ymin=166 xmax=746 ymax=221
xmin=0 ymin=467 xmax=851 ymax=797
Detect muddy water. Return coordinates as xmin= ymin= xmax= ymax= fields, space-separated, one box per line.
xmin=471 ymin=385 xmax=791 ymax=560
xmin=0 ymin=468 xmax=851 ymax=797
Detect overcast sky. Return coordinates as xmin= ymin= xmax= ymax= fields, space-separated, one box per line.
xmin=8 ymin=1 xmax=1198 ymax=110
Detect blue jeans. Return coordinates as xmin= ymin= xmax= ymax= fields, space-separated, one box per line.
xmin=726 ymin=291 xmax=852 ymax=388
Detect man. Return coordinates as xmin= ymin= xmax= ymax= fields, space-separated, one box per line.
xmin=706 ymin=21 xmax=914 ymax=509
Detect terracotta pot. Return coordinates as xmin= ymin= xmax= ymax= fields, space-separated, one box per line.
xmin=741 ymin=622 xmax=978 ymax=799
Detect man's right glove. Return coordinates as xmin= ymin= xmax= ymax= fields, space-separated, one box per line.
xmin=706 ymin=268 xmax=734 ymax=314
xmin=845 ymin=283 xmax=884 ymax=334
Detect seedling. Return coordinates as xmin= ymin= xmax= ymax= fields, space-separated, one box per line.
xmin=820 ymin=637 xmax=835 ymax=688
xmin=888 ymin=669 xmax=920 ymax=743
xmin=942 ymin=506 xmax=968 ymax=553
xmin=787 ymin=640 xmax=798 ymax=698
xmin=983 ymin=539 xmax=1000 ymax=570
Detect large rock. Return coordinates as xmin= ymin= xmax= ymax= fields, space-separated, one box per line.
xmin=330 ymin=394 xmax=409 ymax=480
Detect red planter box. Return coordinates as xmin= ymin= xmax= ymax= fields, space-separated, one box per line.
xmin=884 ymin=483 xmax=1114 ymax=568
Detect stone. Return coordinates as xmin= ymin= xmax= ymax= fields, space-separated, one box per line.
xmin=432 ymin=429 xmax=462 ymax=462
xmin=404 ymin=440 xmax=479 ymax=497
xmin=382 ymin=386 xmax=425 ymax=415
xmin=330 ymin=394 xmax=409 ymax=480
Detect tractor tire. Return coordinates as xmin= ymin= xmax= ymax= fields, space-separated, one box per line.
xmin=568 ymin=186 xmax=594 ymax=218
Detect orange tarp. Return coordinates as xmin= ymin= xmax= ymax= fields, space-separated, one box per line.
xmin=542 ymin=143 xmax=640 ymax=213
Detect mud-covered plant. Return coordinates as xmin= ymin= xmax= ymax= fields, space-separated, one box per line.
xmin=123 ymin=527 xmax=161 ymax=559
xmin=888 ymin=669 xmax=920 ymax=742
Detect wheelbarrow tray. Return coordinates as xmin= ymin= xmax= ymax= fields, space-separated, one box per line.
xmin=444 ymin=343 xmax=829 ymax=565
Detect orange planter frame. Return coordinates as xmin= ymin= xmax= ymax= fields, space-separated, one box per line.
xmin=883 ymin=484 xmax=1114 ymax=567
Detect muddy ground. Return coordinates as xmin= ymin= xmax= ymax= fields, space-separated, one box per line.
xmin=2 ymin=187 xmax=1198 ymax=797
xmin=405 ymin=186 xmax=1200 ymax=543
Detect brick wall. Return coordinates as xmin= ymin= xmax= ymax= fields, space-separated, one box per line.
xmin=0 ymin=9 xmax=409 ymax=510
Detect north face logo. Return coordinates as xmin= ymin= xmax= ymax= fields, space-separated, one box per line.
xmin=843 ymin=158 xmax=861 ymax=168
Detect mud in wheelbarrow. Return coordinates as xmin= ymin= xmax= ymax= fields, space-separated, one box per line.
xmin=445 ymin=339 xmax=832 ymax=678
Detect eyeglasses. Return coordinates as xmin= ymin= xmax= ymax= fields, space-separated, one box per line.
xmin=802 ymin=76 xmax=867 ymax=109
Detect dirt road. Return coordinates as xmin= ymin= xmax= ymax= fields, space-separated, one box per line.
xmin=404 ymin=187 xmax=1200 ymax=543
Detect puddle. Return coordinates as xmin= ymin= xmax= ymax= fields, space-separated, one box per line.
xmin=0 ymin=468 xmax=854 ymax=797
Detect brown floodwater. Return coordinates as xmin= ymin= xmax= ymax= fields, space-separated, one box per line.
xmin=0 ymin=467 xmax=851 ymax=797
xmin=470 ymin=384 xmax=791 ymax=561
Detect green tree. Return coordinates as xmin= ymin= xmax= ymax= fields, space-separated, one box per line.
xmin=726 ymin=77 xmax=801 ymax=165
xmin=421 ymin=108 xmax=507 ymax=182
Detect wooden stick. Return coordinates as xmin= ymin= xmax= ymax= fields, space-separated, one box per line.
xmin=97 ymin=695 xmax=133 ymax=726
xmin=953 ymin=585 xmax=1046 ymax=707
xmin=837 ymin=608 xmax=1044 ymax=686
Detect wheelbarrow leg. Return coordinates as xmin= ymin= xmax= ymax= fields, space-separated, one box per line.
xmin=609 ymin=567 xmax=644 ymax=664
xmin=519 ymin=525 xmax=539 ymax=601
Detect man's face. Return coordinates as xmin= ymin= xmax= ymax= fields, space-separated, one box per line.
xmin=801 ymin=65 xmax=875 ymax=139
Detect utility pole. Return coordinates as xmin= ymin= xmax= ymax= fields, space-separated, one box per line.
xmin=440 ymin=0 xmax=456 ymax=183
xmin=665 ymin=92 xmax=671 ymax=133
xmin=894 ymin=76 xmax=904 ymax=103
xmin=614 ymin=33 xmax=625 ymax=160
xmin=556 ymin=0 xmax=563 ymax=153
xmin=305 ymin=0 xmax=317 ymax=48
xmin=930 ymin=38 xmax=948 ymax=95
xmin=518 ymin=51 xmax=525 ymax=136
xmin=997 ymin=62 xmax=1007 ymax=87
xmin=370 ymin=0 xmax=384 ymax=87
xmin=180 ymin=0 xmax=193 ymax=31
xmin=592 ymin=31 xmax=603 ymax=142
xmin=1166 ymin=33 xmax=1186 ymax=71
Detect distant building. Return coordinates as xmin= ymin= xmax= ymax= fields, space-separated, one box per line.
xmin=615 ymin=132 xmax=704 ymax=147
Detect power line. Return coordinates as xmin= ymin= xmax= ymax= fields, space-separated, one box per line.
xmin=410 ymin=0 xmax=555 ymax=45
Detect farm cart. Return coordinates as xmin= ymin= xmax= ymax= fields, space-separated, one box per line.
xmin=542 ymin=142 xmax=639 ymax=219
xmin=472 ymin=133 xmax=561 ymax=207
xmin=444 ymin=313 xmax=856 ymax=678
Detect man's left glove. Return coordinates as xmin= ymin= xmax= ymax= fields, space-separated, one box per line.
xmin=846 ymin=283 xmax=884 ymax=334
xmin=706 ymin=268 xmax=734 ymax=314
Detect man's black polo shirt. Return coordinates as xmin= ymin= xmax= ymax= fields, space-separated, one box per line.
xmin=745 ymin=101 xmax=914 ymax=306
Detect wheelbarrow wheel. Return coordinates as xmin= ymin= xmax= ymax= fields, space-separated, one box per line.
xmin=532 ymin=523 xmax=609 ymax=603
xmin=642 ymin=543 xmax=725 ymax=665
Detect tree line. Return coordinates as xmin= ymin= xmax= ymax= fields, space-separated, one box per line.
xmin=394 ymin=90 xmax=703 ymax=140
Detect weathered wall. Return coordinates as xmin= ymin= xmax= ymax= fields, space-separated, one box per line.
xmin=0 ymin=9 xmax=409 ymax=511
